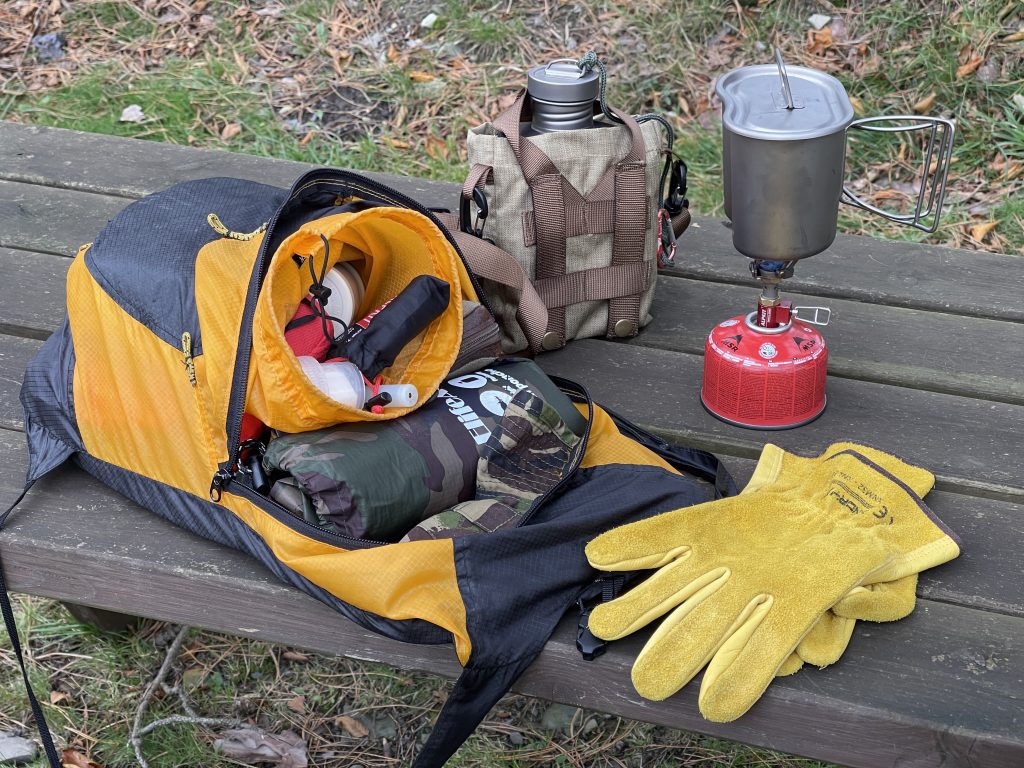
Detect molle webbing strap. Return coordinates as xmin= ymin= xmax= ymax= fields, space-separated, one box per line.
xmin=607 ymin=106 xmax=649 ymax=339
xmin=491 ymin=93 xmax=652 ymax=347
xmin=530 ymin=174 xmax=568 ymax=346
xmin=535 ymin=260 xmax=651 ymax=310
xmin=493 ymin=93 xmax=568 ymax=347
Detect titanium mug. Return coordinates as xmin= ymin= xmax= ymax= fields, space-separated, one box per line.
xmin=717 ymin=50 xmax=955 ymax=261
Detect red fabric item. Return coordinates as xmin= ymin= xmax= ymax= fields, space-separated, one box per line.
xmin=285 ymin=298 xmax=333 ymax=362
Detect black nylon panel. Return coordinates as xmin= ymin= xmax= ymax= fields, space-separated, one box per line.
xmin=415 ymin=463 xmax=717 ymax=767
xmin=73 ymin=453 xmax=450 ymax=646
xmin=84 ymin=178 xmax=288 ymax=353
xmin=20 ymin=317 xmax=81 ymax=483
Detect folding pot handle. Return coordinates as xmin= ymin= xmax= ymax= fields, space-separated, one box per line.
xmin=841 ymin=115 xmax=956 ymax=233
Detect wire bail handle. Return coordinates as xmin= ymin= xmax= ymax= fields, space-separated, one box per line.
xmin=841 ymin=115 xmax=957 ymax=233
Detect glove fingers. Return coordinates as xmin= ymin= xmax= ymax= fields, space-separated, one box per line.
xmin=586 ymin=515 xmax=696 ymax=571
xmin=589 ymin=556 xmax=716 ymax=641
xmin=833 ymin=575 xmax=917 ymax=622
xmin=631 ymin=581 xmax=760 ymax=702
xmin=796 ymin=611 xmax=855 ymax=668
xmin=699 ymin=599 xmax=826 ymax=722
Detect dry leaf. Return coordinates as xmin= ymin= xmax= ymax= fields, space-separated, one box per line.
xmin=335 ymin=715 xmax=370 ymax=738
xmin=61 ymin=749 xmax=104 ymax=768
xmin=969 ymin=221 xmax=998 ymax=241
xmin=286 ymin=694 xmax=306 ymax=714
xmin=221 ymin=122 xmax=242 ymax=140
xmin=1006 ymin=163 xmax=1022 ymax=181
xmin=873 ymin=189 xmax=908 ymax=201
xmin=807 ymin=27 xmax=833 ymax=54
xmin=956 ymin=53 xmax=983 ymax=79
xmin=386 ymin=43 xmax=399 ymax=63
xmin=425 ymin=136 xmax=448 ymax=160
xmin=50 ymin=690 xmax=70 ymax=705
xmin=408 ymin=70 xmax=434 ymax=83
xmin=1005 ymin=30 xmax=1024 ymax=43
xmin=912 ymin=92 xmax=937 ymax=114
xmin=384 ymin=137 xmax=411 ymax=149
xmin=282 ymin=650 xmax=310 ymax=662
xmin=298 ymin=130 xmax=315 ymax=146
xmin=848 ymin=95 xmax=865 ymax=116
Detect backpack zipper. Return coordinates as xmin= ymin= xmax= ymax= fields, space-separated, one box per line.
xmin=211 ymin=170 xmax=493 ymax=498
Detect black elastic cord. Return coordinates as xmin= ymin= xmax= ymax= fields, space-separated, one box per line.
xmin=306 ymin=234 xmax=349 ymax=343
xmin=0 ymin=483 xmax=62 ymax=767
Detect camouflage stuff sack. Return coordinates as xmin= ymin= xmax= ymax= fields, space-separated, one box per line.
xmin=262 ymin=359 xmax=586 ymax=541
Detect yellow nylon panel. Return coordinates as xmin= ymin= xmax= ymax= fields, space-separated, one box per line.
xmin=577 ymin=404 xmax=681 ymax=475
xmin=219 ymin=492 xmax=472 ymax=663
xmin=67 ymin=257 xmax=216 ymax=496
xmin=193 ymin=234 xmax=261 ymax=465
xmin=248 ymin=209 xmax=465 ymax=433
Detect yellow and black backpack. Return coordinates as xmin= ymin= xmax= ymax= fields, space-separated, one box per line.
xmin=11 ymin=168 xmax=734 ymax=766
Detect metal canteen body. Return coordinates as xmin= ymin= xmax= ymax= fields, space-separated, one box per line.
xmin=525 ymin=59 xmax=601 ymax=134
xmin=718 ymin=57 xmax=955 ymax=261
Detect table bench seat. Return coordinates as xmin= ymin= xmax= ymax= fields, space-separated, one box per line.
xmin=1 ymin=123 xmax=1021 ymax=768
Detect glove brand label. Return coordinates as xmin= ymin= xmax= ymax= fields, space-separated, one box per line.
xmin=827 ymin=472 xmax=894 ymax=524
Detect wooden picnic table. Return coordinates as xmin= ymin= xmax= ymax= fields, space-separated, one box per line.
xmin=0 ymin=122 xmax=1021 ymax=768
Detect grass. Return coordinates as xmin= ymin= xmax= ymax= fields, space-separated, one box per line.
xmin=0 ymin=0 xmax=1021 ymax=765
xmin=2 ymin=597 xmax=834 ymax=768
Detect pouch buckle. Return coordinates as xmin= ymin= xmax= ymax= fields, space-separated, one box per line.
xmin=459 ymin=186 xmax=489 ymax=238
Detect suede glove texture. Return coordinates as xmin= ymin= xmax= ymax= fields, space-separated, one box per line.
xmin=585 ymin=447 xmax=961 ymax=722
xmin=752 ymin=443 xmax=934 ymax=675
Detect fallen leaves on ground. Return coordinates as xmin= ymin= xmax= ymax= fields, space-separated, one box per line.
xmin=60 ymin=749 xmax=104 ymax=768
xmin=335 ymin=714 xmax=370 ymax=738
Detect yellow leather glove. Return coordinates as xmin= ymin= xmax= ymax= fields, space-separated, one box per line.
xmin=754 ymin=443 xmax=933 ymax=675
xmin=585 ymin=448 xmax=961 ymax=722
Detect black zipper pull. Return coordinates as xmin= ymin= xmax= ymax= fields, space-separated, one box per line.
xmin=209 ymin=469 xmax=232 ymax=502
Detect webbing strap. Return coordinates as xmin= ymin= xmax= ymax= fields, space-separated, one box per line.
xmin=0 ymin=483 xmax=62 ymax=768
xmin=534 ymin=260 xmax=651 ymax=310
xmin=530 ymin=173 xmax=568 ymax=346
xmin=491 ymin=92 xmax=650 ymax=347
xmin=437 ymin=213 xmax=549 ymax=353
xmin=606 ymin=105 xmax=649 ymax=339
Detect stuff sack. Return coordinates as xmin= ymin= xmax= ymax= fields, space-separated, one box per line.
xmin=460 ymin=88 xmax=689 ymax=353
xmin=16 ymin=168 xmax=732 ymax=767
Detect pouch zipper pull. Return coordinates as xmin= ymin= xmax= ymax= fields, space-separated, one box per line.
xmin=209 ymin=468 xmax=232 ymax=502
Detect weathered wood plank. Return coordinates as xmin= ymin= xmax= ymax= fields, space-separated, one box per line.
xmin=0 ymin=123 xmax=459 ymax=208
xmin=4 ymin=250 xmax=1021 ymax=405
xmin=538 ymin=341 xmax=1024 ymax=501
xmin=2 ymin=122 xmax=1021 ymax=322
xmin=0 ymin=179 xmax=126 ymax=256
xmin=0 ymin=387 xmax=1020 ymax=620
xmin=0 ymin=335 xmax=41 ymax=431
xmin=0 ymin=432 xmax=1021 ymax=768
xmin=0 ymin=248 xmax=68 ymax=339
xmin=669 ymin=218 xmax=1024 ymax=323
xmin=642 ymin=277 xmax=1024 ymax=405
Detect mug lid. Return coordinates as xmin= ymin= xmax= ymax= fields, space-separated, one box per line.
xmin=716 ymin=63 xmax=854 ymax=140
xmin=527 ymin=59 xmax=600 ymax=104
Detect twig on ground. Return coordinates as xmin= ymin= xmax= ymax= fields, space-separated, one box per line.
xmin=129 ymin=625 xmax=239 ymax=768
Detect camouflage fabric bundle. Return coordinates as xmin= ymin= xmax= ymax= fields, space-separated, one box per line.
xmin=405 ymin=387 xmax=580 ymax=541
xmin=262 ymin=360 xmax=585 ymax=541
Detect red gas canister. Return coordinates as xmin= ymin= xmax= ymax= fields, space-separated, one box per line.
xmin=701 ymin=313 xmax=827 ymax=430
